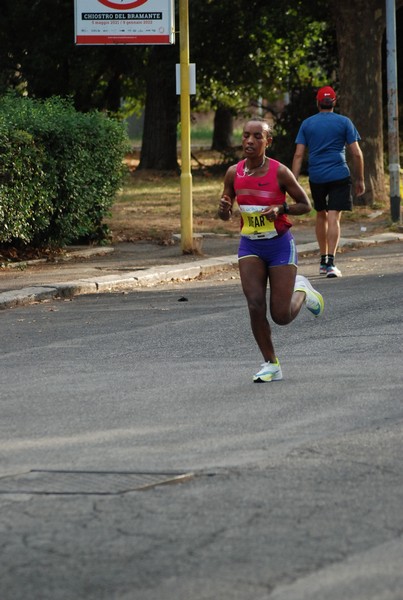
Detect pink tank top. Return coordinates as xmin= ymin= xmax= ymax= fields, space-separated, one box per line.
xmin=234 ymin=158 xmax=292 ymax=237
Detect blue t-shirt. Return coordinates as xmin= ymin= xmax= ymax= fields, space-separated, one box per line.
xmin=295 ymin=112 xmax=361 ymax=183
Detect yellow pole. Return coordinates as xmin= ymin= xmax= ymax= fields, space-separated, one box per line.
xmin=179 ymin=0 xmax=193 ymax=253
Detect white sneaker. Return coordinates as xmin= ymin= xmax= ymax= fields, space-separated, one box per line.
xmin=294 ymin=275 xmax=324 ymax=317
xmin=326 ymin=265 xmax=342 ymax=278
xmin=253 ymin=359 xmax=283 ymax=383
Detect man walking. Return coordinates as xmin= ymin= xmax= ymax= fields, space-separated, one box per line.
xmin=292 ymin=86 xmax=365 ymax=277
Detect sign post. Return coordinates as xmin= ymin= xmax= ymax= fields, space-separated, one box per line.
xmin=179 ymin=0 xmax=194 ymax=253
xmin=385 ymin=0 xmax=401 ymax=223
xmin=75 ymin=0 xmax=195 ymax=249
xmin=74 ymin=0 xmax=175 ymax=45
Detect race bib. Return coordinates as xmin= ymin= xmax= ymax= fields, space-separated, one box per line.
xmin=239 ymin=205 xmax=276 ymax=238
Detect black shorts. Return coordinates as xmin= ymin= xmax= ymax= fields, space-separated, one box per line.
xmin=309 ymin=177 xmax=353 ymax=212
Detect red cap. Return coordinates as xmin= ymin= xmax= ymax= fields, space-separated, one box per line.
xmin=316 ymin=86 xmax=336 ymax=105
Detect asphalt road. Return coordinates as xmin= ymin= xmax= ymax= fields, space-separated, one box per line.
xmin=0 ymin=243 xmax=402 ymax=600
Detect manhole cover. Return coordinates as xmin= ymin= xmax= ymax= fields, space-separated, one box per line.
xmin=0 ymin=470 xmax=194 ymax=495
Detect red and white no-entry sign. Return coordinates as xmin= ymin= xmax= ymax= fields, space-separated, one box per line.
xmin=97 ymin=1 xmax=148 ymax=9
xmin=74 ymin=0 xmax=175 ymax=45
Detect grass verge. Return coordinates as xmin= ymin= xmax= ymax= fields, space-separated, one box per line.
xmin=105 ymin=150 xmax=320 ymax=244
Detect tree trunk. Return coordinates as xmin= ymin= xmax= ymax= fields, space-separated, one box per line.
xmin=138 ymin=47 xmax=179 ymax=170
xmin=103 ymin=71 xmax=122 ymax=113
xmin=331 ymin=0 xmax=403 ymax=206
xmin=211 ymin=107 xmax=234 ymax=151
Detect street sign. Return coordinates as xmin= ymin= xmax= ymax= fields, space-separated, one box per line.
xmin=74 ymin=0 xmax=175 ymax=45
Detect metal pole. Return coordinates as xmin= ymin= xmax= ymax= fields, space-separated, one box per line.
xmin=179 ymin=0 xmax=194 ymax=252
xmin=385 ymin=0 xmax=401 ymax=222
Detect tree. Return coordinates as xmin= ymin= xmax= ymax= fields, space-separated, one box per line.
xmin=138 ymin=46 xmax=179 ymax=170
xmin=190 ymin=1 xmax=337 ymax=152
xmin=1 ymin=0 xmax=401 ymax=198
xmin=330 ymin=0 xmax=403 ymax=206
xmin=211 ymin=108 xmax=234 ymax=152
xmin=0 ymin=0 xmax=147 ymax=112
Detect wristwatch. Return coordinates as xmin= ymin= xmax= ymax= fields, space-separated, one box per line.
xmin=282 ymin=201 xmax=290 ymax=214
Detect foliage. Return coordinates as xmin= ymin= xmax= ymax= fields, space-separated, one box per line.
xmin=1 ymin=0 xmax=401 ymax=192
xmin=190 ymin=0 xmax=337 ymax=115
xmin=0 ymin=0 xmax=336 ymax=118
xmin=0 ymin=122 xmax=55 ymax=243
xmin=0 ymin=94 xmax=129 ymax=247
xmin=0 ymin=0 xmax=148 ymax=112
xmin=0 ymin=0 xmax=339 ymax=170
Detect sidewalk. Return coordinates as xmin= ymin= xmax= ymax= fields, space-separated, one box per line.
xmin=0 ymin=219 xmax=402 ymax=310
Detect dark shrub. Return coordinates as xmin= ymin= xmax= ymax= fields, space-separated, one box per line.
xmin=0 ymin=95 xmax=129 ymax=247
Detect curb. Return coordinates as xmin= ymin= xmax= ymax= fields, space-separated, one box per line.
xmin=0 ymin=255 xmax=239 ymax=310
xmin=0 ymin=234 xmax=402 ymax=310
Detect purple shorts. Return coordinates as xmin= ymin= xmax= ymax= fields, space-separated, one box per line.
xmin=238 ymin=230 xmax=298 ymax=267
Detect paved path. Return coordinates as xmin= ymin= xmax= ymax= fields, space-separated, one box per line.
xmin=0 ymin=220 xmax=402 ymax=310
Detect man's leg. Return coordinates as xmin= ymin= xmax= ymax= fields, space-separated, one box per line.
xmin=326 ymin=178 xmax=352 ymax=275
xmin=315 ymin=210 xmax=328 ymax=256
xmin=326 ymin=210 xmax=343 ymax=277
xmin=309 ymin=182 xmax=328 ymax=274
xmin=327 ymin=210 xmax=342 ymax=258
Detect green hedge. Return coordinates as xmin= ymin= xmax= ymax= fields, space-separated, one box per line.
xmin=0 ymin=95 xmax=129 ymax=247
